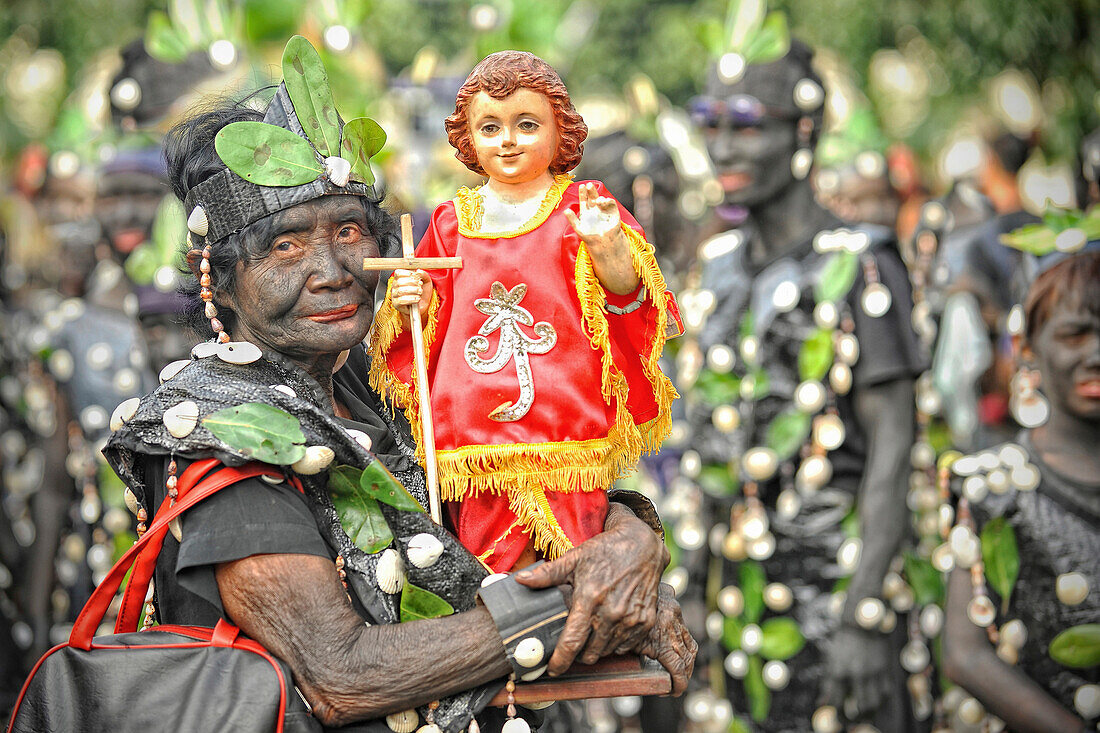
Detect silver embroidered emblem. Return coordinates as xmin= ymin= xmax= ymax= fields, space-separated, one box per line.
xmin=464 ymin=281 xmax=557 ymax=422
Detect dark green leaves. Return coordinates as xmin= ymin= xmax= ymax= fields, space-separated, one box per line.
xmin=904 ymin=554 xmax=944 ymax=606
xmin=745 ymin=654 xmax=771 ymax=722
xmin=1049 ymin=624 xmax=1100 ymax=668
xmin=722 ymin=614 xmax=745 ymax=652
xmin=359 ymin=461 xmax=425 ymax=513
xmin=740 ymin=561 xmax=766 ymax=624
xmin=764 ymin=409 xmax=811 ymax=461
xmin=798 ymin=328 xmax=834 ymax=381
xmin=400 ymin=581 xmax=455 ymax=622
xmin=202 ymin=403 xmax=305 ymax=465
xmin=342 ymin=117 xmax=387 ymax=186
xmin=814 ymin=251 xmax=858 ymax=303
xmin=215 ymin=121 xmax=322 ymax=186
xmin=329 ymin=466 xmax=393 ymax=554
xmin=980 ymin=517 xmax=1019 ymax=614
xmin=760 ymin=617 xmax=805 ymax=660
xmin=282 ymin=35 xmax=341 ymax=157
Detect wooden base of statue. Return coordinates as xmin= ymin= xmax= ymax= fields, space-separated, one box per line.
xmin=489 ymin=655 xmax=671 ymax=705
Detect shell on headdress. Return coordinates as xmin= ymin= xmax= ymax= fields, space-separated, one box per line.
xmin=159 ymin=359 xmax=191 ymax=384
xmin=110 ymin=396 xmax=141 ymax=432
xmin=291 ymin=445 xmax=335 ymax=475
xmin=324 ymin=156 xmax=352 ymax=187
xmin=406 ymin=533 xmax=444 ymax=569
xmin=376 ymin=548 xmax=405 ymax=594
xmin=163 ymin=400 xmax=200 ymax=438
xmin=216 ymin=341 xmax=262 ymax=365
xmin=514 ymin=637 xmax=545 ymax=668
xmin=384 ymin=710 xmax=418 ymax=733
xmin=187 ymin=206 xmax=209 ymax=236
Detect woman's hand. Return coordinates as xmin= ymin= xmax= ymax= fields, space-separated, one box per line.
xmin=637 ymin=583 xmax=698 ymax=696
xmin=389 ymin=269 xmax=432 ymax=324
xmin=564 ymin=182 xmax=639 ymax=295
xmin=514 ymin=503 xmax=669 ymax=674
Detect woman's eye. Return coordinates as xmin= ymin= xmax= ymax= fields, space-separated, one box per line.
xmin=273 ymin=240 xmax=294 ymax=252
xmin=337 ymin=225 xmax=362 ymax=242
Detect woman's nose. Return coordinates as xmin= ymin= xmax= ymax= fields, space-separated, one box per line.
xmin=307 ymin=245 xmax=354 ymax=291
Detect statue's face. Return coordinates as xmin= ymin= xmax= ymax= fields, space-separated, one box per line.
xmin=223 ymin=196 xmax=381 ymax=361
xmin=468 ymin=88 xmax=559 ymax=185
xmin=1031 ymin=294 xmax=1100 ymax=422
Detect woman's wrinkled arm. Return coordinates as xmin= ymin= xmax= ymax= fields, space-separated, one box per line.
xmin=216 ymin=553 xmax=510 ymax=728
xmin=942 ymin=567 xmax=1086 ymax=733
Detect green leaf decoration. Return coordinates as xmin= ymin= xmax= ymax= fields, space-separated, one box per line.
xmin=126 ymin=196 xmax=186 ymax=286
xmin=745 ymin=654 xmax=772 ymax=722
xmin=814 ymin=251 xmax=858 ymax=303
xmin=1049 ymin=624 xmax=1100 ymax=669
xmin=341 ymin=117 xmax=387 ymax=186
xmin=1000 ymin=207 xmax=1100 ymax=256
xmin=359 ymin=461 xmax=425 ymax=513
xmin=202 ymin=402 xmax=306 ymax=465
xmin=760 ymin=617 xmax=806 ymax=660
xmin=282 ymin=35 xmax=341 ymax=157
xmin=699 ymin=463 xmax=740 ymax=497
xmin=724 ymin=0 xmax=766 ymax=55
xmin=798 ymin=328 xmax=834 ymax=381
xmin=980 ymin=517 xmax=1019 ymax=614
xmin=145 ymin=11 xmax=190 ymax=63
xmin=400 ymin=581 xmax=455 ymax=622
xmin=722 ymin=614 xmax=745 ymax=652
xmin=740 ymin=560 xmax=767 ymax=624
xmin=170 ymin=0 xmax=207 ymax=47
xmin=764 ymin=409 xmax=811 ymax=461
xmin=904 ymin=553 xmax=944 ymax=606
xmin=695 ymin=370 xmax=741 ymax=405
xmin=328 ymin=465 xmax=393 ymax=554
xmin=742 ymin=12 xmax=790 ymax=65
xmin=215 ymin=121 xmax=323 ymax=186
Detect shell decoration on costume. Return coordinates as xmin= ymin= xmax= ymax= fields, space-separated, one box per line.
xmin=163 ymin=400 xmax=200 ymax=438
xmin=407 ymin=533 xmax=444 ymax=569
xmin=377 ymin=548 xmax=405 ymax=594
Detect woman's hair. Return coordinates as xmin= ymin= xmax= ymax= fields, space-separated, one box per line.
xmin=1024 ymin=250 xmax=1100 ymax=345
xmin=163 ymin=96 xmax=399 ymax=338
xmin=444 ymin=50 xmax=588 ymax=176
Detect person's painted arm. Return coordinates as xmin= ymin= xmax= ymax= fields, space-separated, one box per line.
xmin=216 ymin=553 xmax=510 ymax=727
xmin=942 ymin=566 xmax=1086 ymax=733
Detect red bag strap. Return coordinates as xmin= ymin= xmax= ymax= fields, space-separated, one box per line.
xmin=70 ymin=458 xmax=283 ymax=650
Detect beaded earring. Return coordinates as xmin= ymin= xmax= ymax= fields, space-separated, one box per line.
xmin=188 ymin=207 xmax=230 ymax=344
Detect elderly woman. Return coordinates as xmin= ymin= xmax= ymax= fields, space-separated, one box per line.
xmin=102 ymin=38 xmax=694 ymax=733
xmin=942 ymin=249 xmax=1100 ymax=732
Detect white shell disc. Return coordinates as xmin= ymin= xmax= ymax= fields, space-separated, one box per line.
xmin=159 ymin=359 xmax=191 ymax=384
xmin=291 ymin=445 xmax=335 ymax=475
xmin=187 ymin=206 xmax=209 ymax=236
xmin=110 ymin=396 xmax=141 ymax=431
xmin=271 ymin=384 xmax=297 ymax=398
xmin=501 ymin=718 xmax=531 ymax=733
xmin=216 ymin=341 xmax=263 ymax=365
xmin=163 ymin=400 xmax=200 ymax=438
xmin=346 ymin=428 xmax=373 ymax=451
xmin=514 ymin=637 xmax=545 ymax=668
xmin=192 ymin=341 xmax=220 ymax=359
xmin=480 ymin=573 xmax=509 ymax=588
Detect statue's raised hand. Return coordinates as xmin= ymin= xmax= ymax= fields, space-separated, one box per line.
xmin=564 ymin=182 xmax=639 ymax=295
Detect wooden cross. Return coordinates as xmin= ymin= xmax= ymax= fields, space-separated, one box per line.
xmin=362 ymin=214 xmax=462 ymax=525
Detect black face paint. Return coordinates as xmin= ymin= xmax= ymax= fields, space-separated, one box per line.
xmin=1033 ymin=299 xmax=1100 ymax=422
xmin=223 ymin=196 xmax=381 ymax=362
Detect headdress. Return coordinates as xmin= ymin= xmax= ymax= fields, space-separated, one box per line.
xmin=183 ymin=35 xmax=386 ymax=342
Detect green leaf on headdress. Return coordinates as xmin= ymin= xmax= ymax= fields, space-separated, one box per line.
xmin=202 ymin=402 xmax=307 ymax=465
xmin=169 ymin=0 xmax=207 ymax=48
xmin=282 ymin=35 xmax=341 ymax=158
xmin=145 ymin=11 xmax=191 ymax=63
xmin=742 ymin=12 xmax=789 ymax=65
xmin=400 ymin=581 xmax=455 ymax=622
xmin=215 ymin=121 xmax=323 ymax=186
xmin=341 ymin=117 xmax=386 ymax=186
xmin=329 ymin=465 xmax=394 ymax=554
xmin=360 ymin=461 xmax=426 ymax=513
xmin=725 ymin=0 xmax=766 ymax=55
xmin=125 ymin=196 xmax=185 ymax=286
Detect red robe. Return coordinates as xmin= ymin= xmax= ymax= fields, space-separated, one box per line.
xmin=370 ymin=176 xmax=679 ymax=571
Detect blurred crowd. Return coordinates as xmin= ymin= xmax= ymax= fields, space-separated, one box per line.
xmin=1 ymin=2 xmax=1098 ymax=732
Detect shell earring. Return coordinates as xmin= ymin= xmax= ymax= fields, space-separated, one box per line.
xmin=188 ymin=206 xmax=230 ymax=344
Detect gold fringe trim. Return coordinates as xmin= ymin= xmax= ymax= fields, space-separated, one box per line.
xmin=510 ymin=485 xmax=574 ymax=559
xmin=455 ymin=174 xmax=573 ymax=239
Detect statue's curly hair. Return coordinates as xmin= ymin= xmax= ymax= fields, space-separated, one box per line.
xmin=445 ymin=50 xmax=588 ymax=176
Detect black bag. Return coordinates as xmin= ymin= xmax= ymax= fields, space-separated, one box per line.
xmin=6 ymin=459 xmax=322 ymax=733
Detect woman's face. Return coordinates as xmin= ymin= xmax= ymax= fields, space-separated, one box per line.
xmin=703 ymin=113 xmax=798 ymax=209
xmin=468 ymin=88 xmax=559 ymax=185
xmin=221 ymin=196 xmax=381 ymax=362
xmin=1031 ymin=296 xmax=1100 ymax=422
